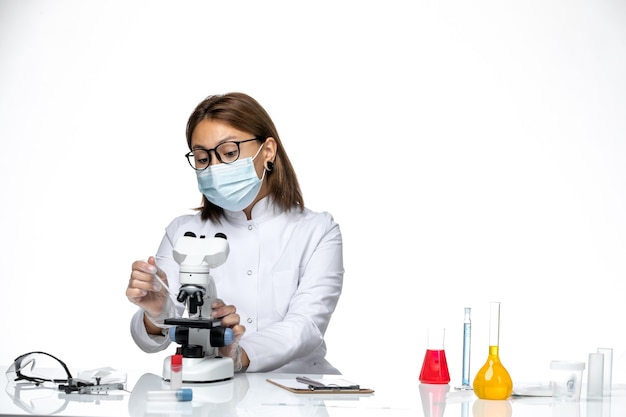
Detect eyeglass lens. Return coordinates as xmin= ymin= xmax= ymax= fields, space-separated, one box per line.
xmin=189 ymin=142 xmax=243 ymax=169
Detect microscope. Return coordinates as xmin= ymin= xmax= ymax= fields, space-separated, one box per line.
xmin=161 ymin=231 xmax=235 ymax=383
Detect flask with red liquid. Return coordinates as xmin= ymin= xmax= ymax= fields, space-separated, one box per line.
xmin=419 ymin=327 xmax=450 ymax=384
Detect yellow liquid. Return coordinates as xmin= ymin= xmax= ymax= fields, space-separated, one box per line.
xmin=473 ymin=345 xmax=513 ymax=400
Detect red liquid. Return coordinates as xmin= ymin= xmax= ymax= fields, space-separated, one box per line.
xmin=419 ymin=349 xmax=450 ymax=384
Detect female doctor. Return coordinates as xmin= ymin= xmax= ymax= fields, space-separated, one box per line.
xmin=125 ymin=92 xmax=344 ymax=374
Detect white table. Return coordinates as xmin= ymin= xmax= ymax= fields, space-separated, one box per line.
xmin=2 ymin=369 xmax=624 ymax=416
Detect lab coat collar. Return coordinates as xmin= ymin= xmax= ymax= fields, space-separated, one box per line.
xmin=223 ymin=196 xmax=281 ymax=224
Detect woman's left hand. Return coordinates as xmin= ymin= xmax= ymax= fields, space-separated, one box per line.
xmin=211 ymin=299 xmax=242 ymax=328
xmin=211 ymin=299 xmax=248 ymax=370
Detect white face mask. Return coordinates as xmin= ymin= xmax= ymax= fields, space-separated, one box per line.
xmin=196 ymin=144 xmax=265 ymax=211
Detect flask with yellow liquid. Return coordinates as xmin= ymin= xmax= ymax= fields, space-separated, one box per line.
xmin=473 ymin=302 xmax=513 ymax=400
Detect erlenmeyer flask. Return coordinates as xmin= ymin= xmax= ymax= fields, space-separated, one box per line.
xmin=473 ymin=302 xmax=513 ymax=400
xmin=419 ymin=327 xmax=450 ymax=384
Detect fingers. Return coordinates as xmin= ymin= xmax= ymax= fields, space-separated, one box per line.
xmin=126 ymin=286 xmax=148 ymax=300
xmin=220 ymin=312 xmax=241 ymax=328
xmin=211 ymin=302 xmax=242 ymax=328
xmin=231 ymin=324 xmax=246 ymax=339
xmin=128 ymin=258 xmax=166 ymax=290
xmin=146 ymin=256 xmax=168 ymax=284
xmin=133 ymin=258 xmax=158 ymax=276
xmin=211 ymin=298 xmax=225 ymax=309
xmin=211 ymin=302 xmax=235 ymax=318
xmin=127 ymin=258 xmax=170 ymax=309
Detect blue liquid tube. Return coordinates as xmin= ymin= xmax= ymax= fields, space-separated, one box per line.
xmin=461 ymin=307 xmax=472 ymax=389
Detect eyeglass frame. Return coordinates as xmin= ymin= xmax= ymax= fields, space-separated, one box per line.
xmin=184 ymin=136 xmax=266 ymax=171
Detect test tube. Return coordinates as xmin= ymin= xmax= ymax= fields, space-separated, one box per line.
xmin=587 ymin=352 xmax=604 ymax=398
xmin=147 ymin=389 xmax=193 ymax=402
xmin=170 ymin=353 xmax=183 ymax=390
xmin=461 ymin=307 xmax=472 ymax=388
xmin=598 ymin=347 xmax=612 ymax=396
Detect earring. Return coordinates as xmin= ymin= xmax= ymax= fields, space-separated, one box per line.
xmin=266 ymin=161 xmax=274 ymax=172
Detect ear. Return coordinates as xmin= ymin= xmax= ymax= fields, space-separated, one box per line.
xmin=263 ymin=137 xmax=277 ymax=168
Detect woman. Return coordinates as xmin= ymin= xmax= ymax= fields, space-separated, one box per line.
xmin=126 ymin=92 xmax=344 ymax=374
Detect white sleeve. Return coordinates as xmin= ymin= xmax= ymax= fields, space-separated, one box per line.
xmin=129 ymin=216 xmax=189 ymax=353
xmin=129 ymin=308 xmax=171 ymax=353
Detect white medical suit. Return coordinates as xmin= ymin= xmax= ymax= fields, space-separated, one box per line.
xmin=130 ymin=197 xmax=344 ymax=374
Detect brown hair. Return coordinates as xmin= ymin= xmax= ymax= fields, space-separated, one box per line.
xmin=186 ymin=92 xmax=304 ymax=222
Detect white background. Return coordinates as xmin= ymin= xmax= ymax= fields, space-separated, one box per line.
xmin=1 ymin=0 xmax=625 ymax=387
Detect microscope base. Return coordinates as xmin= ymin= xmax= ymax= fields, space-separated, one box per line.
xmin=162 ymin=356 xmax=234 ymax=383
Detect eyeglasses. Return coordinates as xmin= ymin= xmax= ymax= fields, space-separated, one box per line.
xmin=6 ymin=351 xmax=73 ymax=386
xmin=185 ymin=136 xmax=265 ymax=171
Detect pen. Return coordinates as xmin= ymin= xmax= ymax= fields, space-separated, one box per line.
xmin=295 ymin=376 xmax=360 ymax=391
xmin=296 ymin=376 xmax=326 ymax=388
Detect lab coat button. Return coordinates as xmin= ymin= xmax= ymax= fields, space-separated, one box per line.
xmin=248 ymin=225 xmax=253 ymax=230
xmin=247 ymin=318 xmax=253 ymax=324
xmin=247 ymin=270 xmax=253 ymax=276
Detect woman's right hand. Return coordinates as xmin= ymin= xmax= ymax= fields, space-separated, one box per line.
xmin=126 ymin=256 xmax=171 ymax=330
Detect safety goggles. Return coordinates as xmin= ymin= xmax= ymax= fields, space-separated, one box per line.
xmin=6 ymin=351 xmax=73 ymax=386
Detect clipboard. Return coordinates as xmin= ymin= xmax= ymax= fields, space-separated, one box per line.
xmin=266 ymin=376 xmax=374 ymax=394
